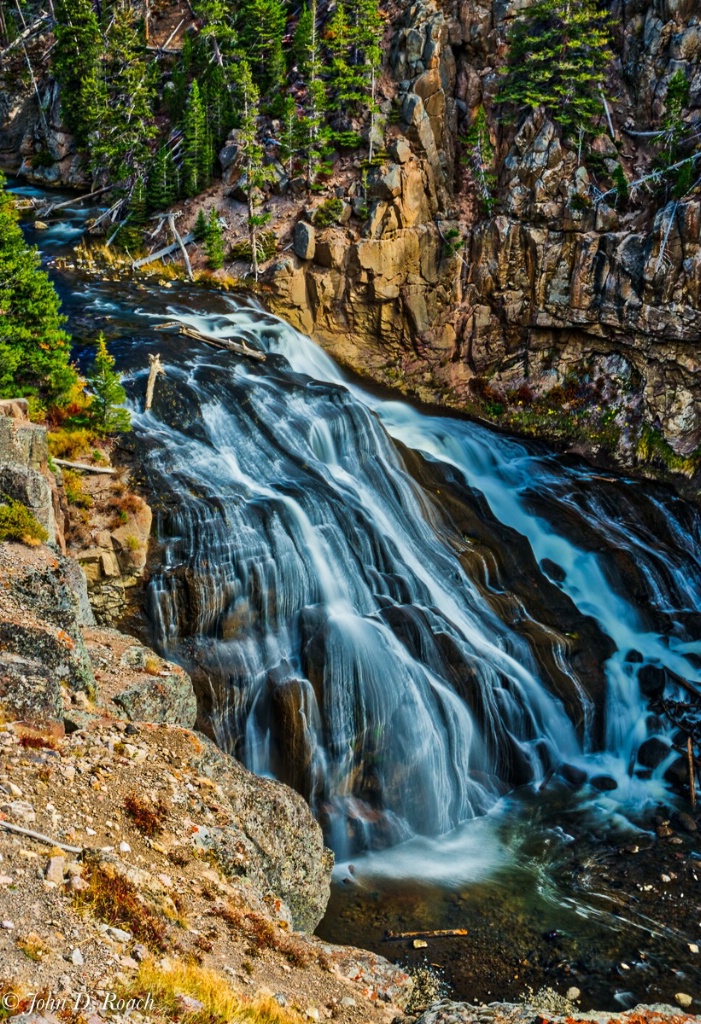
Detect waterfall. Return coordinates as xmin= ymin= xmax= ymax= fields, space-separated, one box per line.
xmin=124 ymin=299 xmax=701 ymax=856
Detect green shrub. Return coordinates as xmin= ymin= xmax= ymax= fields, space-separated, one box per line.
xmin=230 ymin=231 xmax=277 ymax=262
xmin=63 ymin=469 xmax=93 ymax=509
xmin=313 ymin=198 xmax=344 ymax=227
xmin=0 ymin=496 xmax=48 ymax=545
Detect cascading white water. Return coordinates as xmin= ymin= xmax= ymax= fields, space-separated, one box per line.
xmin=127 ymin=303 xmax=591 ymax=854
xmin=126 ymin=299 xmax=701 ymax=854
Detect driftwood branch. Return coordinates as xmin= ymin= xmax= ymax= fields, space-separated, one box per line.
xmin=37 ymin=185 xmax=112 ymax=218
xmin=145 ymin=353 xmax=165 ymax=411
xmin=0 ymin=819 xmax=82 ymax=854
xmin=167 ymin=212 xmax=194 ymax=281
xmin=132 ymin=232 xmax=194 ymax=268
xmin=688 ymin=736 xmax=697 ymax=809
xmin=156 ymin=323 xmax=267 ymax=363
xmin=384 ymin=928 xmax=468 ymax=942
xmin=0 ymin=11 xmax=49 ymax=54
xmin=53 ymin=458 xmax=116 ymax=474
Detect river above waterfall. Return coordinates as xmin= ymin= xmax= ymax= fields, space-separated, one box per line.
xmin=12 ymin=180 xmax=701 ymax=1009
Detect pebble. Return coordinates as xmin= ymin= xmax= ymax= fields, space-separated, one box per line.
xmin=660 ymin=873 xmax=672 ymax=883
xmin=305 ymin=1009 xmax=320 ymax=1021
xmin=0 ymin=875 xmax=13 ymax=885
xmin=675 ymin=993 xmax=693 ymax=1008
xmin=566 ymin=987 xmax=581 ymax=1001
xmin=689 ymin=943 xmax=699 ymax=954
xmin=274 ymin=994 xmax=288 ymax=1007
xmin=6 ymin=782 xmax=23 ymax=797
xmin=105 ymin=926 xmax=132 ymax=943
xmin=70 ymin=948 xmax=84 ymax=966
xmin=340 ymin=998 xmax=356 ymax=1007
xmin=85 ymin=828 xmax=97 ymax=836
xmin=133 ymin=944 xmax=148 ymax=962
xmin=412 ymin=938 xmax=428 ymax=948
xmin=175 ymin=995 xmax=204 ymax=1013
xmin=119 ymin=841 xmax=131 ymax=853
xmin=1 ymin=920 xmax=14 ymax=930
xmin=46 ymin=855 xmax=66 ymax=884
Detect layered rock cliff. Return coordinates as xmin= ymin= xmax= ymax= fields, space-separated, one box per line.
xmin=265 ymin=0 xmax=701 ymax=490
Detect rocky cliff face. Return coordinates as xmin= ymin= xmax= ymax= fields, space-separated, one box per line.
xmin=266 ymin=0 xmax=701 ymax=491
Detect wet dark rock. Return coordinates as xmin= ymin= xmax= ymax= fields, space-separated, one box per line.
xmin=671 ymin=810 xmax=698 ymax=833
xmin=637 ymin=737 xmax=672 ymax=769
xmin=624 ymin=650 xmax=644 ymax=663
xmin=638 ymin=664 xmax=667 ymax=698
xmin=664 ymin=756 xmax=690 ymax=790
xmin=540 ymin=558 xmax=566 ymax=583
xmin=558 ymin=763 xmax=587 ymax=789
xmin=590 ymin=775 xmax=618 ymax=792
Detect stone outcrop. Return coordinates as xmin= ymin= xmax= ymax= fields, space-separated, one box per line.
xmin=76 ymin=497 xmax=152 ymax=625
xmin=266 ymin=0 xmax=701 ymax=490
xmin=0 ymin=399 xmax=63 ymax=549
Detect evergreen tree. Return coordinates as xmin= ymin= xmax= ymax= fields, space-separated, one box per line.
xmin=194 ymin=208 xmax=208 ymax=242
xmin=86 ymin=334 xmax=131 ymax=435
xmin=89 ymin=7 xmax=157 ymax=181
xmin=326 ymin=0 xmax=382 ymax=151
xmin=52 ymin=0 xmax=102 ymax=147
xmin=204 ymin=208 xmax=226 ymax=269
xmin=237 ymin=60 xmax=274 ymax=279
xmin=181 ymin=81 xmax=208 ymax=198
xmin=118 ymin=176 xmax=148 ymax=251
xmin=463 ymin=105 xmax=497 ymax=214
xmin=237 ymin=0 xmax=286 ymax=94
xmin=296 ymin=0 xmax=329 ymax=185
xmin=280 ymin=95 xmax=304 ymax=177
xmin=498 ymin=0 xmax=613 ymax=135
xmin=147 ymin=145 xmax=179 ymax=211
xmin=0 ymin=172 xmax=77 ymax=406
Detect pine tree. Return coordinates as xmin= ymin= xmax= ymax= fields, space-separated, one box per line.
xmin=296 ymin=0 xmax=329 ymax=185
xmin=498 ymin=0 xmax=613 ymax=135
xmin=280 ymin=95 xmax=304 ymax=177
xmin=118 ymin=176 xmax=148 ymax=252
xmin=0 ymin=172 xmax=77 ymax=407
xmin=463 ymin=105 xmax=497 ymax=214
xmin=182 ymin=81 xmax=208 ymax=198
xmin=86 ymin=334 xmax=131 ymax=435
xmin=326 ymin=0 xmax=382 ymax=151
xmin=52 ymin=0 xmax=102 ymax=148
xmin=89 ymin=7 xmax=157 ymax=182
xmin=237 ymin=0 xmax=286 ymax=94
xmin=237 ymin=60 xmax=274 ymax=280
xmin=204 ymin=208 xmax=226 ymax=269
xmin=147 ymin=145 xmax=179 ymax=211
xmin=194 ymin=208 xmax=208 ymax=242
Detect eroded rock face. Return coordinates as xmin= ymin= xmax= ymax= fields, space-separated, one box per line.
xmin=266 ymin=0 xmax=701 ymax=489
xmin=189 ymin=733 xmax=334 ymax=932
xmin=0 ymin=400 xmax=62 ymax=549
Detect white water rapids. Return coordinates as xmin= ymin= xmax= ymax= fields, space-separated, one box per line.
xmin=120 ymin=299 xmax=701 ymax=861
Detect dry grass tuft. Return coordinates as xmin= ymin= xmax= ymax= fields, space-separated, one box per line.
xmin=125 ymin=959 xmax=304 ymax=1024
xmin=16 ymin=727 xmax=59 ymax=750
xmin=124 ymin=792 xmax=169 ymax=835
xmin=220 ymin=905 xmax=328 ymax=970
xmin=72 ymin=863 xmax=167 ymax=950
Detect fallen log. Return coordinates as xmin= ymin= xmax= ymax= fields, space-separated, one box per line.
xmin=167 ymin=212 xmax=194 ymax=282
xmin=383 ymin=928 xmax=468 ymax=942
xmin=53 ymin=458 xmax=116 ymax=475
xmin=132 ymin=232 xmax=194 ymax=269
xmin=156 ymin=322 xmax=267 ymax=363
xmin=0 ymin=820 xmax=82 ymax=854
xmin=36 ymin=184 xmax=113 ymax=218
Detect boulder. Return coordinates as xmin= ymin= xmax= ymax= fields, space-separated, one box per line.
xmin=294 ymin=221 xmax=316 ymax=261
